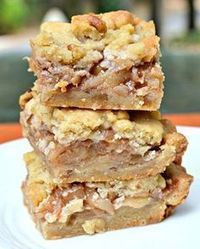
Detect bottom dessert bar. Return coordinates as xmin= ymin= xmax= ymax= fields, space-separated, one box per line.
xmin=22 ymin=152 xmax=192 ymax=239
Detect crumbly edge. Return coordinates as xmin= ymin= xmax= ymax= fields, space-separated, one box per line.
xmin=30 ymin=10 xmax=160 ymax=65
xmin=20 ymin=91 xmax=164 ymax=146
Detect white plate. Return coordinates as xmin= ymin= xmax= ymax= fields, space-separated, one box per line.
xmin=0 ymin=126 xmax=199 ymax=249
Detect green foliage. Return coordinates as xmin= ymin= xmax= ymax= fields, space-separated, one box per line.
xmin=0 ymin=0 xmax=29 ymax=34
xmin=171 ymin=31 xmax=200 ymax=45
xmin=97 ymin=0 xmax=123 ymax=12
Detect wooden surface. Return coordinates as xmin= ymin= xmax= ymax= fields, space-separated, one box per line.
xmin=0 ymin=113 xmax=200 ymax=144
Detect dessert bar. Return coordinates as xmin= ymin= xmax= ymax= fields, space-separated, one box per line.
xmin=29 ymin=11 xmax=164 ymax=110
xmin=22 ymin=152 xmax=193 ymax=239
xmin=20 ymin=91 xmax=187 ymax=183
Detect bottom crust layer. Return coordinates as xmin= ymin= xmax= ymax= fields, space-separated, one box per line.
xmin=38 ymin=201 xmax=167 ymax=239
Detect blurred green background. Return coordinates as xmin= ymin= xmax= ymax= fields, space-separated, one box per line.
xmin=0 ymin=0 xmax=200 ymax=122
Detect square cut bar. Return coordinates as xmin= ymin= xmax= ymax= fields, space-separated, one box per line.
xmin=29 ymin=10 xmax=164 ymax=110
xmin=20 ymin=91 xmax=187 ymax=183
xmin=22 ymin=152 xmax=193 ymax=239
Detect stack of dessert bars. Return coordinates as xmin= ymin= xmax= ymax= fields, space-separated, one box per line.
xmin=19 ymin=11 xmax=192 ymax=239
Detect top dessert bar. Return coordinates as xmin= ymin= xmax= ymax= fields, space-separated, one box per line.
xmin=29 ymin=10 xmax=164 ymax=110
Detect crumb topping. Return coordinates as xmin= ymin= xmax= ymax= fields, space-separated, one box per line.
xmin=31 ymin=11 xmax=159 ymax=65
xmin=82 ymin=219 xmax=106 ymax=234
xmin=20 ymin=92 xmax=163 ymax=145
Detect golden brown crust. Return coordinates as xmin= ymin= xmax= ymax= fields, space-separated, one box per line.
xmin=71 ymin=11 xmax=135 ymax=40
xmin=38 ymin=84 xmax=163 ymax=111
xmin=100 ymin=10 xmax=136 ymax=29
xmin=163 ymin=164 xmax=193 ymax=206
xmin=31 ymin=11 xmax=159 ymax=65
xmin=164 ymin=132 xmax=188 ymax=164
xmin=71 ymin=13 xmax=107 ymax=40
xmin=19 ymin=90 xmax=33 ymax=109
xmin=37 ymin=202 xmax=167 ymax=239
